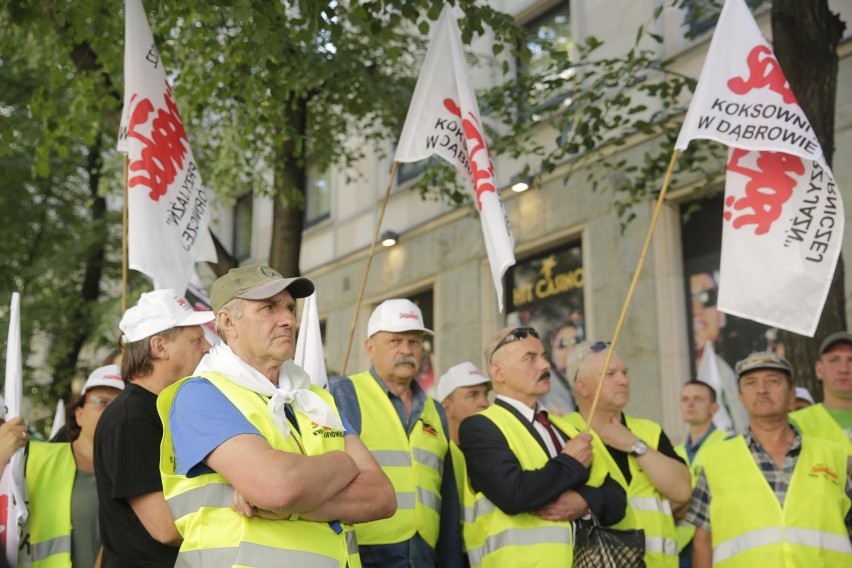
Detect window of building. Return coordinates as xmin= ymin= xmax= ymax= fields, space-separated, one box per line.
xmin=232 ymin=193 xmax=252 ymax=261
xmin=519 ymin=1 xmax=572 ymax=116
xmin=305 ymin=168 xmax=331 ymax=226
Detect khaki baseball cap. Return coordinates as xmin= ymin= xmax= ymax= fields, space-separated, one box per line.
xmin=734 ymin=351 xmax=793 ymax=380
xmin=210 ymin=264 xmax=315 ymax=312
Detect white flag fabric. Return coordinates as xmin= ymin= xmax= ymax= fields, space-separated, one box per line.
xmin=295 ymin=293 xmax=328 ymax=389
xmin=185 ymin=269 xmax=221 ymax=348
xmin=118 ymin=0 xmax=217 ymax=296
xmin=1 ymin=293 xmax=28 ymax=567
xmin=675 ymin=0 xmax=842 ymax=336
xmin=696 ymin=341 xmax=735 ymax=434
xmin=48 ymin=399 xmax=66 ymax=441
xmin=395 ymin=6 xmax=515 ymax=311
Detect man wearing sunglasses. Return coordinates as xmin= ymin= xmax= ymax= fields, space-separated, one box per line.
xmin=458 ymin=327 xmax=626 ymax=566
xmin=566 ymin=341 xmax=691 ymax=568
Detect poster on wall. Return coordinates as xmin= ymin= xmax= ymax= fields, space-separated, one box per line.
xmin=504 ymin=243 xmax=585 ymax=416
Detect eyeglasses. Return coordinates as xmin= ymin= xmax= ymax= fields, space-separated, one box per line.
xmin=489 ymin=327 xmax=540 ymax=362
xmin=85 ymin=397 xmax=114 ymax=410
xmin=589 ymin=341 xmax=610 ymax=354
xmin=555 ymin=336 xmax=579 ymax=349
xmin=691 ymin=288 xmax=717 ymax=308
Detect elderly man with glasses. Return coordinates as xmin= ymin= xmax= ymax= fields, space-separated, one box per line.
xmin=565 ymin=341 xmax=691 ymax=568
xmin=458 ymin=327 xmax=626 ymax=567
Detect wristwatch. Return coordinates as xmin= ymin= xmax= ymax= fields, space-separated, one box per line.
xmin=630 ymin=439 xmax=648 ymax=457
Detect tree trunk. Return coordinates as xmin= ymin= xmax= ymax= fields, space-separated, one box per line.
xmin=268 ymin=95 xmax=308 ymax=276
xmin=771 ymin=0 xmax=846 ymax=397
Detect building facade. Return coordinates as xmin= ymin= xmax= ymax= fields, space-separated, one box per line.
xmin=208 ymin=0 xmax=852 ymax=438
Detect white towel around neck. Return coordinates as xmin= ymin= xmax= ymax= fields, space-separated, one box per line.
xmin=194 ymin=343 xmax=342 ymax=439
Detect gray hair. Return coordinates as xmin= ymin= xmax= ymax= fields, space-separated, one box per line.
xmin=216 ymin=297 xmax=245 ymax=342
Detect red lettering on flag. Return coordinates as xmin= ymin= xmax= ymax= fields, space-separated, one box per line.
xmin=724 ymin=148 xmax=803 ymax=235
xmin=443 ymin=98 xmax=497 ymax=210
xmin=727 ymin=46 xmax=797 ymax=105
xmin=0 ymin=493 xmax=8 ymax=551
xmin=127 ymin=83 xmax=190 ymax=201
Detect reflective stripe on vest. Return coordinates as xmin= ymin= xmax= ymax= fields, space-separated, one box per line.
xmin=703 ymin=434 xmax=852 ymax=568
xmin=166 ymin=483 xmax=232 ymax=519
xmin=467 ymin=526 xmax=572 ymax=566
xmin=713 ymin=527 xmax=852 ymax=564
xmin=348 ymin=370 xmax=447 ymax=547
xmin=462 ymin=405 xmax=591 ymax=566
xmin=31 ymin=536 xmax=72 ymax=563
xmin=25 ymin=441 xmax=76 ymax=568
xmin=174 ymin=542 xmax=340 ymax=568
xmin=564 ymin=412 xmax=678 ymax=568
xmin=159 ymin=373 xmax=359 ymax=568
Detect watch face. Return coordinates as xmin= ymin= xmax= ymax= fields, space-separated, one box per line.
xmin=632 ymin=441 xmax=648 ymax=455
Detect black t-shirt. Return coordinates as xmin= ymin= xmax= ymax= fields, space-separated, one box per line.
xmin=93 ymin=382 xmax=179 ymax=568
xmin=605 ymin=413 xmax=685 ymax=484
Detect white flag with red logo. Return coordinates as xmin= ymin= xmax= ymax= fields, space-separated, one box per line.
xmin=1 ymin=293 xmax=28 ymax=567
xmin=295 ymin=293 xmax=329 ymax=389
xmin=675 ymin=0 xmax=842 ymax=336
xmin=395 ymin=6 xmax=515 ymax=312
xmin=118 ymin=0 xmax=217 ymax=296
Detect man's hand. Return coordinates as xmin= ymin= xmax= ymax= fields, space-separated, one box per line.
xmin=595 ymin=419 xmax=638 ymax=453
xmin=561 ymin=432 xmax=592 ymax=468
xmin=0 ymin=417 xmax=27 ymax=467
xmin=232 ymin=491 xmax=289 ymax=521
xmin=532 ymin=490 xmax=589 ymax=521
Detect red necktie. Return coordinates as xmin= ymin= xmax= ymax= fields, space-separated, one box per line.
xmin=534 ymin=410 xmax=563 ymax=453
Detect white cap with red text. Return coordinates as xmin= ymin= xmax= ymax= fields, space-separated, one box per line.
xmin=120 ymin=289 xmax=215 ymax=343
xmin=82 ymin=364 xmax=125 ymax=395
xmin=367 ymin=299 xmax=434 ymax=337
xmin=437 ymin=361 xmax=490 ymax=403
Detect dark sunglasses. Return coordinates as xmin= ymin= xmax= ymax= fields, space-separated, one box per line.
xmin=490 ymin=327 xmax=540 ymax=362
xmin=691 ymin=288 xmax=717 ymax=308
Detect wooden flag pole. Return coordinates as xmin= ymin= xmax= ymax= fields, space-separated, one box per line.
xmin=340 ymin=161 xmax=399 ymax=376
xmin=122 ymin=155 xmax=129 ymax=314
xmin=584 ymin=149 xmax=681 ymax=431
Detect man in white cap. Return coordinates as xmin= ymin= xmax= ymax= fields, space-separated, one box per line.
xmin=158 ymin=265 xmax=395 ymax=567
xmin=437 ymin=362 xmax=491 ymax=446
xmin=330 ymin=298 xmax=463 ymax=567
xmin=94 ymin=289 xmax=214 ymax=568
xmin=791 ymin=331 xmax=852 ymax=462
xmin=792 ymin=386 xmax=815 ymax=411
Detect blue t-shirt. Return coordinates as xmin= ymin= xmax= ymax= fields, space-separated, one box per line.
xmin=170 ymin=378 xmax=355 ymax=477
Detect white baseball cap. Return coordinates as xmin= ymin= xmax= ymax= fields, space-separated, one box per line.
xmin=436 ymin=361 xmax=490 ymax=403
xmin=367 ymin=299 xmax=434 ymax=337
xmin=82 ymin=364 xmax=125 ymax=394
xmin=120 ymin=289 xmax=215 ymax=343
xmin=795 ymin=386 xmax=815 ymax=405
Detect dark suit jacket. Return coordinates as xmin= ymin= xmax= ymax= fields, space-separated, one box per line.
xmin=458 ymin=398 xmax=626 ymax=525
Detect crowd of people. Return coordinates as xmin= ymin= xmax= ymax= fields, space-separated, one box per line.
xmin=3 ymin=263 xmax=851 ymax=567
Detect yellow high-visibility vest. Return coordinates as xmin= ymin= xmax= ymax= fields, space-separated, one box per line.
xmin=462 ymin=405 xmax=608 ymax=567
xmin=26 ymin=441 xmax=76 ymax=568
xmin=347 ymin=370 xmax=447 ymax=547
xmin=674 ymin=427 xmax=729 ymax=552
xmin=702 ymin=434 xmax=851 ymax=567
xmin=158 ymin=372 xmax=360 ymax=568
xmin=790 ymin=403 xmax=852 ymax=455
xmin=566 ymin=412 xmax=678 ymax=568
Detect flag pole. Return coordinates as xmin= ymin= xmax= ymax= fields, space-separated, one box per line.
xmin=584 ymin=149 xmax=681 ymax=431
xmin=340 ymin=161 xmax=399 ymax=376
xmin=122 ymin=155 xmax=129 ymax=313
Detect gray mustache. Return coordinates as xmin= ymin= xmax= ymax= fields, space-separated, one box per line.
xmin=394 ymin=355 xmax=419 ymax=369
